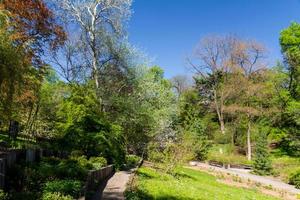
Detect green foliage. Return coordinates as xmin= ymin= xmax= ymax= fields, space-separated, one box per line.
xmin=0 ymin=190 xmax=8 ymax=200
xmin=177 ymin=89 xmax=212 ymax=161
xmin=53 ymin=84 xmax=126 ymax=165
xmin=253 ymin=131 xmax=273 ymax=175
xmin=89 ymin=156 xmax=107 ymax=170
xmin=279 ymin=100 xmax=300 ymax=156
xmin=271 ymin=153 xmax=300 ymax=182
xmin=207 ymin=144 xmax=252 ymax=165
xmin=43 ymin=180 xmax=82 ymax=198
xmin=41 ymin=192 xmax=72 ymax=200
xmin=147 ymin=139 xmax=193 ymax=173
xmin=115 ymin=66 xmax=176 ymax=155
xmin=289 ymin=170 xmax=300 ymax=189
xmin=147 ymin=142 xmax=165 ymax=163
xmin=183 ymin=121 xmax=212 ymax=161
xmin=280 ymin=22 xmax=300 ymax=99
xmin=125 ymin=155 xmax=141 ymax=168
xmin=0 ymin=18 xmax=41 ymax=127
xmin=35 ymin=70 xmax=69 ymax=138
xmin=36 ymin=157 xmax=88 ymax=181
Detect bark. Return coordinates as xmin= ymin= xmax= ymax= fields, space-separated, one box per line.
xmin=89 ymin=4 xmax=100 ymax=89
xmin=214 ymin=89 xmax=225 ymax=134
xmin=247 ymin=121 xmax=252 ymax=161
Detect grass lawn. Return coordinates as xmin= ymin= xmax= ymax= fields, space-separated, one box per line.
xmin=126 ymin=166 xmax=280 ymax=200
xmin=207 ymin=144 xmax=252 ymax=166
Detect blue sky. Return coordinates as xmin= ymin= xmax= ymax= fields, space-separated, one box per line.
xmin=128 ymin=0 xmax=300 ymax=78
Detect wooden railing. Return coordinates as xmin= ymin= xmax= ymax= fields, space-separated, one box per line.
xmin=0 ymin=149 xmax=42 ymax=189
xmin=84 ymin=165 xmax=115 ymax=200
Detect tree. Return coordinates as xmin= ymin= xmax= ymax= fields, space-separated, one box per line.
xmin=183 ymin=118 xmax=212 ymax=161
xmin=224 ymin=71 xmax=272 ymax=160
xmin=118 ymin=66 xmax=176 ymax=154
xmin=273 ymin=23 xmax=300 ymax=156
xmin=52 ymin=0 xmax=132 ymax=91
xmin=32 ymin=68 xmax=69 ymax=138
xmin=190 ymin=35 xmax=234 ymax=134
xmin=253 ymin=130 xmax=273 ymax=175
xmin=0 ymin=11 xmax=42 ymax=132
xmin=280 ymin=22 xmax=300 ymax=100
xmin=191 ymin=35 xmax=266 ymax=139
xmin=2 ymin=0 xmax=66 ymax=67
xmin=0 ymin=0 xmax=66 ymax=136
xmin=170 ymin=75 xmax=191 ymax=98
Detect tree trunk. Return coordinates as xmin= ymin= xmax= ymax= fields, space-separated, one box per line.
xmin=213 ymin=89 xmax=225 ymax=134
xmin=220 ymin=119 xmax=225 ymax=134
xmin=89 ymin=6 xmax=99 ymax=89
xmin=247 ymin=121 xmax=252 ymax=161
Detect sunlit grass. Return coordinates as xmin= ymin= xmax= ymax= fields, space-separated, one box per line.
xmin=207 ymin=144 xmax=252 ymax=166
xmin=271 ymin=154 xmax=300 ymax=182
xmin=126 ymin=166 xmax=279 ymax=200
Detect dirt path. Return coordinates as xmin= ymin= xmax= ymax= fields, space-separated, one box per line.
xmin=189 ymin=162 xmax=300 ymax=195
xmin=101 ymin=171 xmax=132 ymax=200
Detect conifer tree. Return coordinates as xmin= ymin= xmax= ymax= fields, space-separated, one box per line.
xmin=253 ymin=131 xmax=273 ymax=175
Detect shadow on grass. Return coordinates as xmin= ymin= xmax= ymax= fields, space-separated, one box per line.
xmin=136 ymin=171 xmax=157 ymax=179
xmin=125 ymin=188 xmax=194 ymax=200
xmin=172 ymin=171 xmax=196 ymax=181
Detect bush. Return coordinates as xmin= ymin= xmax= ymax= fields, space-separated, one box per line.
xmin=43 ymin=180 xmax=82 ymax=198
xmin=70 ymin=150 xmax=84 ymax=157
xmin=37 ymin=157 xmax=88 ymax=181
xmin=73 ymin=155 xmax=93 ymax=170
xmin=289 ymin=170 xmax=300 ymax=189
xmin=89 ymin=156 xmax=107 ymax=170
xmin=56 ymin=159 xmax=87 ymax=180
xmin=42 ymin=192 xmax=73 ymax=200
xmin=183 ymin=131 xmax=211 ymax=161
xmin=0 ymin=190 xmax=8 ymax=200
xmin=126 ymin=155 xmax=141 ymax=168
xmin=147 ymin=143 xmax=164 ymax=163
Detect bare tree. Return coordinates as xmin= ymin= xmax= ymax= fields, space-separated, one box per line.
xmin=224 ymin=43 xmax=266 ymax=161
xmin=51 ymin=0 xmax=132 ymax=88
xmin=170 ymin=75 xmax=191 ymax=97
xmin=189 ymin=35 xmax=238 ymax=134
xmin=189 ymin=35 xmax=266 ymax=154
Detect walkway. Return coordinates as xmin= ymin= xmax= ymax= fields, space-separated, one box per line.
xmin=101 ymin=171 xmax=133 ymax=200
xmin=189 ymin=162 xmax=300 ymax=195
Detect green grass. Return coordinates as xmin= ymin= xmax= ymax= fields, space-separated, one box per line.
xmin=207 ymin=144 xmax=252 ymax=166
xmin=271 ymin=152 xmax=300 ymax=182
xmin=126 ymin=166 xmax=279 ymax=200
xmin=207 ymin=144 xmax=300 ymax=184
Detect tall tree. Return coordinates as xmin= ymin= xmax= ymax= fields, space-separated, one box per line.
xmin=280 ymin=22 xmax=300 ymax=100
xmin=191 ymin=35 xmax=265 ymax=137
xmin=52 ymin=0 xmax=132 ymax=90
xmin=223 ymin=71 xmax=270 ymax=160
xmin=2 ymin=0 xmax=66 ymax=67
xmin=278 ymin=23 xmax=300 ymax=156
xmin=0 ymin=0 xmax=66 ymax=134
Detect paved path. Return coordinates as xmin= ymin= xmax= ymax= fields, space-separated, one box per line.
xmin=101 ymin=171 xmax=133 ymax=200
xmin=189 ymin=162 xmax=300 ymax=195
